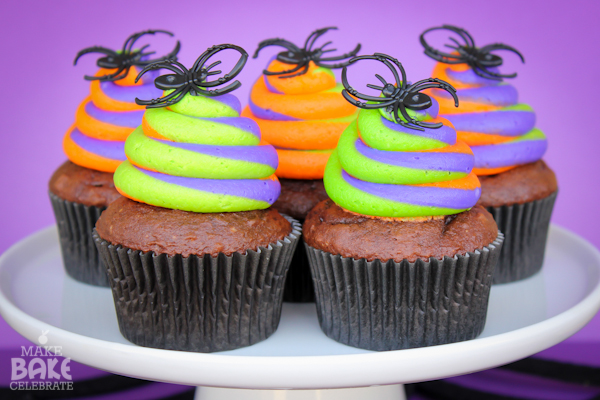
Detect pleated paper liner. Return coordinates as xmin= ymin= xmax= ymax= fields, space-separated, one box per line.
xmin=488 ymin=191 xmax=557 ymax=284
xmin=305 ymin=232 xmax=504 ymax=351
xmin=282 ymin=219 xmax=316 ymax=303
xmin=49 ymin=191 xmax=109 ymax=287
xmin=93 ymin=216 xmax=301 ymax=353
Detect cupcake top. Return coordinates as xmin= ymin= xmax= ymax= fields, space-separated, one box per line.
xmin=420 ymin=25 xmax=548 ymax=175
xmin=324 ymin=53 xmax=481 ymax=218
xmin=114 ymin=44 xmax=282 ymax=213
xmin=64 ymin=30 xmax=180 ymax=173
xmin=242 ymin=27 xmax=359 ymax=179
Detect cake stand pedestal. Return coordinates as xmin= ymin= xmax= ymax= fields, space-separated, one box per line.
xmin=1 ymin=225 xmax=600 ymax=400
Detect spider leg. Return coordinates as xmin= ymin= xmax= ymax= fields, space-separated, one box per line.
xmin=479 ymin=43 xmax=525 ymax=63
xmin=253 ymin=39 xmax=301 ymax=58
xmin=409 ymin=78 xmax=459 ymax=108
xmin=471 ymin=65 xmax=503 ymax=81
xmin=374 ymin=74 xmax=388 ymax=86
xmin=373 ymin=53 xmax=406 ymax=89
xmin=264 ymin=62 xmax=306 ymax=77
xmin=397 ymin=102 xmax=425 ymax=131
xmin=366 ymin=84 xmax=384 ymax=91
xmin=205 ymin=60 xmax=222 ymax=71
xmin=206 ymin=70 xmax=222 ymax=76
xmin=84 ymin=66 xmax=128 ymax=82
xmin=136 ymin=85 xmax=188 ymax=107
xmin=124 ymin=29 xmax=174 ymax=54
xmin=304 ymin=27 xmax=337 ymax=52
xmin=279 ymin=62 xmax=310 ymax=79
xmin=442 ymin=25 xmax=474 ymax=48
xmin=135 ymin=62 xmax=185 ymax=83
xmin=191 ymin=44 xmax=247 ymax=85
xmin=341 ymin=90 xmax=395 ymax=110
xmin=317 ymin=43 xmax=362 ymax=62
xmin=73 ymin=46 xmax=118 ymax=65
xmin=199 ymin=80 xmax=242 ymax=97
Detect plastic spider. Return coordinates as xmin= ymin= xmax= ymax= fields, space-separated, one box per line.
xmin=341 ymin=53 xmax=459 ymax=131
xmin=420 ymin=25 xmax=525 ymax=80
xmin=253 ymin=27 xmax=361 ymax=79
xmin=134 ymin=44 xmax=248 ymax=108
xmin=74 ymin=30 xmax=181 ymax=82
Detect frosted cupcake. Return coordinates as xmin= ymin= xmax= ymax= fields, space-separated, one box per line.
xmin=420 ymin=25 xmax=557 ymax=283
xmin=49 ymin=30 xmax=179 ymax=286
xmin=243 ymin=27 xmax=360 ymax=302
xmin=94 ymin=45 xmax=300 ymax=352
xmin=304 ymin=53 xmax=503 ymax=350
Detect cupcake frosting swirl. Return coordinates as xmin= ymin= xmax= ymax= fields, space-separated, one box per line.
xmin=430 ymin=63 xmax=547 ymax=175
xmin=242 ymin=59 xmax=358 ymax=179
xmin=63 ymin=68 xmax=161 ymax=172
xmin=115 ymin=91 xmax=281 ymax=212
xmin=325 ymin=98 xmax=481 ymax=218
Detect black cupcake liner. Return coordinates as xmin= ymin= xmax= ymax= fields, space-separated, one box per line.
xmin=487 ymin=191 xmax=557 ymax=284
xmin=305 ymin=232 xmax=504 ymax=351
xmin=93 ymin=216 xmax=301 ymax=352
xmin=282 ymin=219 xmax=316 ymax=303
xmin=49 ymin=191 xmax=109 ymax=287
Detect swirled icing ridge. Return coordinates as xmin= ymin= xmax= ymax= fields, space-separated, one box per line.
xmin=430 ymin=63 xmax=547 ymax=175
xmin=324 ymin=101 xmax=481 ymax=218
xmin=115 ymin=91 xmax=281 ymax=213
xmin=243 ymin=59 xmax=358 ymax=179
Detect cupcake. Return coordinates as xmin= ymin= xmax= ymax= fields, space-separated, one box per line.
xmin=420 ymin=25 xmax=557 ymax=283
xmin=93 ymin=44 xmax=301 ymax=352
xmin=243 ymin=27 xmax=360 ymax=302
xmin=304 ymin=53 xmax=503 ymax=351
xmin=49 ymin=30 xmax=180 ymax=286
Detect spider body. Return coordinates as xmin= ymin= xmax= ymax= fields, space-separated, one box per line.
xmin=135 ymin=44 xmax=248 ymax=108
xmin=74 ymin=30 xmax=181 ymax=82
xmin=253 ymin=27 xmax=361 ymax=79
xmin=420 ymin=25 xmax=524 ymax=80
xmin=341 ymin=53 xmax=459 ymax=131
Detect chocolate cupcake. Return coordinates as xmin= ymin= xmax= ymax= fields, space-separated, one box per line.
xmin=421 ymin=25 xmax=557 ymax=283
xmin=93 ymin=45 xmax=300 ymax=352
xmin=50 ymin=30 xmax=180 ymax=286
xmin=243 ymin=27 xmax=360 ymax=302
xmin=304 ymin=53 xmax=503 ymax=351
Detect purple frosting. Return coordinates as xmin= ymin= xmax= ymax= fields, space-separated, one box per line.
xmin=69 ymin=128 xmax=126 ymax=161
xmin=342 ymin=170 xmax=480 ymax=209
xmin=380 ymin=116 xmax=456 ymax=145
xmin=212 ymin=93 xmax=242 ymax=115
xmin=136 ymin=166 xmax=280 ymax=204
xmin=444 ymin=110 xmax=536 ymax=136
xmin=155 ymin=139 xmax=278 ymax=170
xmin=248 ymin=98 xmax=299 ymax=121
xmin=354 ymin=138 xmax=473 ymax=173
xmin=263 ymin=75 xmax=284 ymax=94
xmin=434 ymin=84 xmax=518 ymax=107
xmin=84 ymin=101 xmax=144 ymax=128
xmin=99 ymin=80 xmax=162 ymax=103
xmin=201 ymin=117 xmax=261 ymax=140
xmin=472 ymin=138 xmax=548 ymax=169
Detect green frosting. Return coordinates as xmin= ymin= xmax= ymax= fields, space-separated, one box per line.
xmin=166 ymin=90 xmax=239 ymax=118
xmin=125 ymin=127 xmax=275 ymax=179
xmin=115 ymin=161 xmax=271 ymax=212
xmin=336 ymin=121 xmax=467 ymax=184
xmin=144 ymin=108 xmax=259 ymax=146
xmin=324 ymin=152 xmax=463 ymax=218
xmin=358 ymin=108 xmax=447 ymax=151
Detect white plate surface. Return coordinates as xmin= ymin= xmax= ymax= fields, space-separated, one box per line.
xmin=0 ymin=225 xmax=599 ymax=389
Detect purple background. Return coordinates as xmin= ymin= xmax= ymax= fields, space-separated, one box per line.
xmin=0 ymin=0 xmax=599 ymax=382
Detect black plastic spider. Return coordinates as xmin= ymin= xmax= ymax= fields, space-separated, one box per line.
xmin=134 ymin=44 xmax=248 ymax=108
xmin=341 ymin=53 xmax=459 ymax=131
xmin=420 ymin=25 xmax=525 ymax=81
xmin=253 ymin=27 xmax=361 ymax=79
xmin=74 ymin=30 xmax=181 ymax=82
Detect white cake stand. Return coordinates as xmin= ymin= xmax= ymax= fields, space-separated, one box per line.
xmin=1 ymin=224 xmax=599 ymax=400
